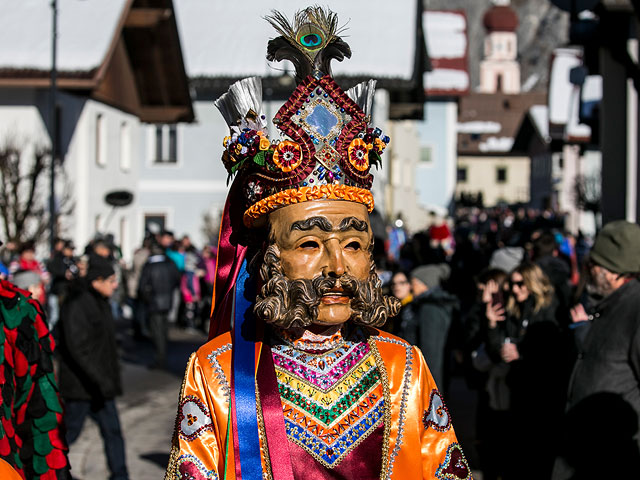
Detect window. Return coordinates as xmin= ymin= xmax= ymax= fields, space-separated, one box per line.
xmin=496 ymin=74 xmax=503 ymax=93
xmin=144 ymin=213 xmax=166 ymax=235
xmin=96 ymin=113 xmax=107 ymax=167
xmin=120 ymin=121 xmax=131 ymax=171
xmin=457 ymin=167 xmax=468 ymax=183
xmin=420 ymin=145 xmax=433 ymax=164
xmin=154 ymin=124 xmax=178 ymax=163
xmin=496 ymin=167 xmax=507 ymax=183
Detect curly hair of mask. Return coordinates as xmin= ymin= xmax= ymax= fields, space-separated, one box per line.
xmin=253 ymin=245 xmax=400 ymax=328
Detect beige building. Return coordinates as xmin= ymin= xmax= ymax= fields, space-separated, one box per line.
xmin=456 ymin=155 xmax=529 ymax=206
xmin=456 ymin=0 xmax=545 ymax=208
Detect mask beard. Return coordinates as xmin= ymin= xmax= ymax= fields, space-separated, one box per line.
xmin=254 ymin=245 xmax=401 ymax=329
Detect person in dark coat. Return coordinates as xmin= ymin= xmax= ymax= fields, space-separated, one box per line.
xmin=137 ymin=242 xmax=181 ymax=369
xmin=58 ymin=256 xmax=129 ymax=480
xmin=485 ymin=262 xmax=562 ymax=480
xmin=553 ymin=221 xmax=640 ymax=479
xmin=399 ymin=263 xmax=457 ymax=388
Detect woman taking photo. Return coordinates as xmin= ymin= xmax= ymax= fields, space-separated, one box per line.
xmin=485 ymin=262 xmax=563 ymax=480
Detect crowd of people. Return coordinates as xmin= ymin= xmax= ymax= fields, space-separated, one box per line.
xmin=375 ymin=206 xmax=640 ymax=479
xmin=1 ymin=205 xmax=640 ymax=479
xmin=0 ymin=230 xmax=218 ymax=480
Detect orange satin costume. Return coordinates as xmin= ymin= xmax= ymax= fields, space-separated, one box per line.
xmin=0 ymin=458 xmax=22 ymax=480
xmin=165 ymin=328 xmax=471 ymax=479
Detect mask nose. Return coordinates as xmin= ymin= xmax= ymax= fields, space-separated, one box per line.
xmin=323 ymin=239 xmax=345 ymax=277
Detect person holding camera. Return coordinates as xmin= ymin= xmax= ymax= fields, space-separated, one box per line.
xmin=485 ymin=262 xmax=562 ymax=479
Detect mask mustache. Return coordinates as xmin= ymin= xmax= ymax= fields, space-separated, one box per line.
xmin=313 ymin=275 xmax=359 ymax=297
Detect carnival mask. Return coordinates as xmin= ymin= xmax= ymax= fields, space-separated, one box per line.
xmin=254 ymin=200 xmax=400 ymax=328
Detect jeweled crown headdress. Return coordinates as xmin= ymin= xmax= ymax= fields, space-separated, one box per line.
xmin=215 ymin=6 xmax=390 ymax=227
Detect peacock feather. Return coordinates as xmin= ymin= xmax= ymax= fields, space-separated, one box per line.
xmin=265 ymin=6 xmax=351 ymax=84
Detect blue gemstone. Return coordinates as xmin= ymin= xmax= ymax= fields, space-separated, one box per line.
xmin=305 ymin=104 xmax=338 ymax=138
xmin=302 ymin=182 xmax=308 ymax=186
xmin=310 ymin=93 xmax=314 ymax=98
xmin=324 ymin=93 xmax=328 ymax=98
xmin=340 ymin=108 xmax=345 ymax=112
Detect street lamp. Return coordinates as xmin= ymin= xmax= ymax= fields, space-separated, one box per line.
xmin=49 ymin=0 xmax=58 ymax=253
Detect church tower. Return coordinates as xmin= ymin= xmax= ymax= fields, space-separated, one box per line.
xmin=479 ymin=0 xmax=520 ymax=94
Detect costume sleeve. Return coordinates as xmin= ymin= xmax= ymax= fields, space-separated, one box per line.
xmin=165 ymin=352 xmax=224 ymax=480
xmin=415 ymin=346 xmax=472 ymax=480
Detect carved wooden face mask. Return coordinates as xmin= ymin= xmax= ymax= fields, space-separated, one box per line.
xmin=253 ymin=200 xmax=400 ymax=328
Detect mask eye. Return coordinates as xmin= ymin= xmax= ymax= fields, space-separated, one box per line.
xmin=299 ymin=240 xmax=319 ymax=249
xmin=345 ymin=241 xmax=361 ymax=251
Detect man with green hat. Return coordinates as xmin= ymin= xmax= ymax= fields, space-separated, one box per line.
xmin=553 ymin=220 xmax=640 ymax=479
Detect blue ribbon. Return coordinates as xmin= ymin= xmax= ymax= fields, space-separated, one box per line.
xmin=232 ymin=259 xmax=262 ymax=478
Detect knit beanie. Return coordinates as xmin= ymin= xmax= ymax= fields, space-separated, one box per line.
xmin=86 ymin=255 xmax=115 ymax=282
xmin=411 ymin=263 xmax=451 ymax=290
xmin=590 ymin=220 xmax=640 ymax=274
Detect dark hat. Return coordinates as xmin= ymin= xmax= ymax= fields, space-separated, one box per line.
xmin=411 ymin=263 xmax=451 ymax=290
xmin=19 ymin=241 xmax=35 ymax=254
xmin=590 ymin=220 xmax=640 ymax=274
xmin=86 ymin=255 xmax=115 ymax=282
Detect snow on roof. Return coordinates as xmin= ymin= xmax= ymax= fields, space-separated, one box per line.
xmin=425 ymin=12 xmax=466 ymax=58
xmin=425 ymin=69 xmax=469 ymax=92
xmin=479 ymin=136 xmax=514 ymax=152
xmin=0 ymin=0 xmax=127 ymax=71
xmin=457 ymin=121 xmax=501 ymax=134
xmin=173 ymin=0 xmax=418 ymax=80
xmin=529 ymin=105 xmax=549 ymax=139
xmin=423 ymin=10 xmax=469 ymax=96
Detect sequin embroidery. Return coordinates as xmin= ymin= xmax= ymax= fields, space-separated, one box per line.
xmin=423 ymin=389 xmax=452 ymax=432
xmin=272 ymin=334 xmax=384 ymax=468
xmin=207 ymin=343 xmax=232 ymax=403
xmin=435 ymin=443 xmax=472 ymax=480
xmin=176 ymin=454 xmax=219 ymax=480
xmin=178 ymin=396 xmax=214 ymax=442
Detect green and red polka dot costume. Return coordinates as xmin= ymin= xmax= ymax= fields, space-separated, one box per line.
xmin=0 ymin=280 xmax=69 ymax=479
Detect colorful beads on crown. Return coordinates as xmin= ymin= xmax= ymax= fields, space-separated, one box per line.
xmin=219 ymin=74 xmax=390 ymax=226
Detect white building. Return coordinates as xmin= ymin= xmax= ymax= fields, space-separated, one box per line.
xmin=0 ymin=0 xmax=427 ymax=257
xmin=0 ymin=0 xmax=193 ymax=260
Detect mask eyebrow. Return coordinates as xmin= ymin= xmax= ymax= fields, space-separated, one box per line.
xmin=338 ymin=217 xmax=369 ymax=232
xmin=290 ymin=216 xmax=333 ymax=232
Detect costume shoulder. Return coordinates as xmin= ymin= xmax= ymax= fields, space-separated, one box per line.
xmin=165 ymin=332 xmax=233 ymax=480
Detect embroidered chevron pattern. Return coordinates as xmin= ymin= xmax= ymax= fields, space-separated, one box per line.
xmin=272 ymin=339 xmax=384 ymax=468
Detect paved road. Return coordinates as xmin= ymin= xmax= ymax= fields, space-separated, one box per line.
xmin=67 ymin=327 xmax=208 ymax=480
xmin=66 ymin=326 xmax=483 ymax=479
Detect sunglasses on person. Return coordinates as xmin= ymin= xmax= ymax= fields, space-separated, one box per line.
xmin=510 ymin=280 xmax=525 ymax=288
